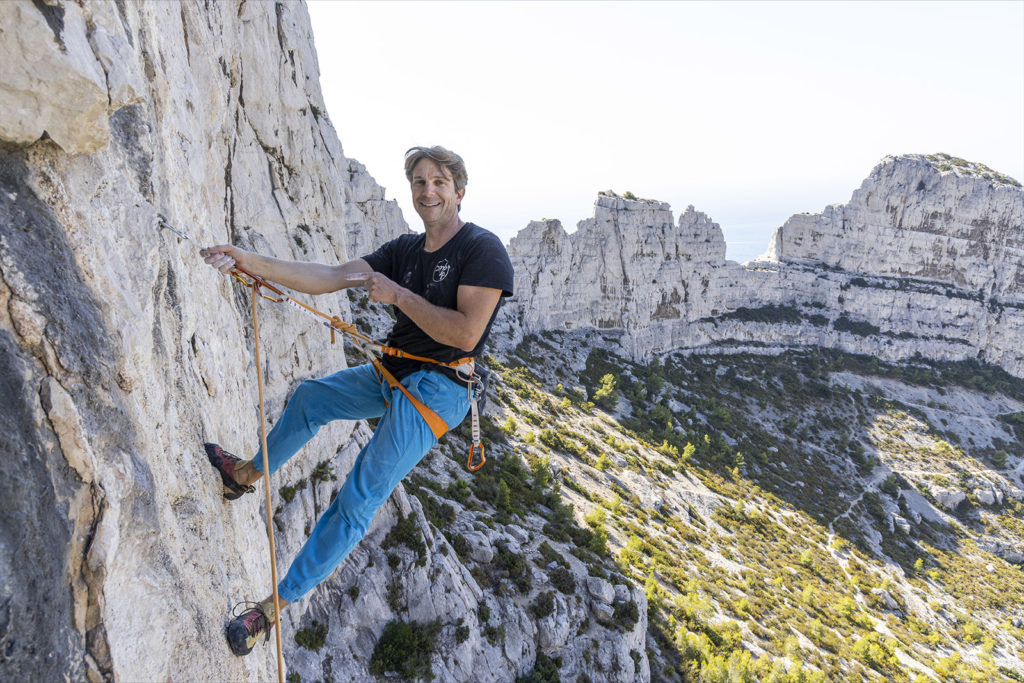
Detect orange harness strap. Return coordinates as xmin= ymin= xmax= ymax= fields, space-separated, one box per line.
xmin=370 ymin=357 xmax=448 ymax=439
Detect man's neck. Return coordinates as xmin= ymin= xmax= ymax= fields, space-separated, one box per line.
xmin=423 ymin=216 xmax=465 ymax=252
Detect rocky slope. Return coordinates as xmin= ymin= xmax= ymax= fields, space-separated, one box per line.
xmin=486 ymin=337 xmax=1024 ymax=681
xmin=503 ymin=154 xmax=1024 ymax=378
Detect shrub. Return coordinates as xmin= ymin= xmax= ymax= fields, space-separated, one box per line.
xmin=549 ymin=565 xmax=576 ymax=594
xmin=495 ymin=543 xmax=531 ymax=593
xmin=294 ymin=619 xmax=328 ymax=652
xmin=531 ymin=590 xmax=556 ymax=619
xmin=496 ymin=480 xmax=512 ymax=512
xmin=381 ymin=511 xmax=426 ymax=565
xmin=594 ymin=373 xmax=618 ymax=409
xmin=450 ymin=533 xmax=471 ymax=561
xmin=446 ymin=477 xmax=470 ymax=504
xmin=369 ymin=619 xmax=441 ymax=679
xmin=279 ymin=483 xmax=300 ymax=504
xmin=613 ymin=599 xmax=639 ymax=630
xmin=516 ymin=651 xmax=562 ymax=683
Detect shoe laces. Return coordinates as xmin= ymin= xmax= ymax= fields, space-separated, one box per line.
xmin=232 ymin=601 xmax=272 ymax=642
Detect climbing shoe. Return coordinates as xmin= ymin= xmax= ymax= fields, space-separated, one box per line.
xmin=226 ymin=602 xmax=273 ymax=656
xmin=204 ymin=442 xmax=255 ymax=500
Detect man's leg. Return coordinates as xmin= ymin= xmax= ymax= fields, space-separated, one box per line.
xmin=240 ymin=363 xmax=387 ymax=481
xmin=223 ymin=363 xmax=393 ymax=656
xmin=276 ymin=369 xmax=470 ymax=603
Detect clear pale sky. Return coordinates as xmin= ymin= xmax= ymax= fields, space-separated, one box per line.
xmin=307 ymin=1 xmax=1023 ymax=263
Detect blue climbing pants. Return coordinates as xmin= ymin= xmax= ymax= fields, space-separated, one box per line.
xmin=251 ymin=363 xmax=470 ymax=603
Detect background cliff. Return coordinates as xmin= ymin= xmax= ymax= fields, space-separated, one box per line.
xmin=2 ymin=2 xmax=1022 ymax=682
xmin=504 ymin=154 xmax=1023 ymax=378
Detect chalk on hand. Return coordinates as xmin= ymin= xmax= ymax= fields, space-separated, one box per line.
xmin=345 ymin=272 xmax=371 ymax=282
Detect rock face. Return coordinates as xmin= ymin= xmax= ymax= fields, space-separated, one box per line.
xmin=0 ymin=2 xmax=643 ymax=682
xmin=503 ymin=156 xmax=1024 ymax=378
xmin=0 ymin=1 xmax=360 ymax=680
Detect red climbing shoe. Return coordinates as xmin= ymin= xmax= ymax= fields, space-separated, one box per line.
xmin=226 ymin=602 xmax=273 ymax=656
xmin=204 ymin=443 xmax=255 ymax=500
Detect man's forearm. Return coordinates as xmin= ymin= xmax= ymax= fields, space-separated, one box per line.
xmin=245 ymin=255 xmax=369 ymax=295
xmin=394 ymin=289 xmax=481 ymax=351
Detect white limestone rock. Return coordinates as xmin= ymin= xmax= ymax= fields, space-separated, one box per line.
xmin=587 ymin=576 xmax=615 ymax=604
xmin=975 ymin=485 xmax=1003 ymax=506
xmin=503 ymin=154 xmax=1024 ymax=378
xmin=932 ymin=487 xmax=967 ymax=511
xmin=465 ymin=529 xmax=495 ymax=564
xmin=0 ymin=1 xmax=110 ymax=153
xmin=979 ymin=536 xmax=1024 ymax=565
xmin=0 ymin=2 xmax=415 ymax=680
xmin=593 ymin=601 xmax=615 ymax=623
xmin=871 ymin=588 xmax=901 ymax=612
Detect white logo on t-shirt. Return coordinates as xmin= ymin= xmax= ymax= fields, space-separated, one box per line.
xmin=432 ymin=259 xmax=451 ymax=283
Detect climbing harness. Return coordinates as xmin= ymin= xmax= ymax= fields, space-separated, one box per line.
xmin=157 ymin=214 xmax=487 ymax=470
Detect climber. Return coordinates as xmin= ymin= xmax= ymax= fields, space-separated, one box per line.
xmin=200 ymin=145 xmax=514 ymax=656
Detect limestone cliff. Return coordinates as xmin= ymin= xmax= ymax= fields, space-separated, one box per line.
xmin=0 ymin=1 xmax=359 ymax=679
xmin=502 ymin=155 xmax=1024 ymax=378
xmin=0 ymin=2 xmax=645 ymax=682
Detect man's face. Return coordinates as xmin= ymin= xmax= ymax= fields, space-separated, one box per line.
xmin=411 ymin=158 xmax=464 ymax=228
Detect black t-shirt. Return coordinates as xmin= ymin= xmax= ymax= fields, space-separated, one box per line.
xmin=362 ymin=222 xmax=514 ymax=383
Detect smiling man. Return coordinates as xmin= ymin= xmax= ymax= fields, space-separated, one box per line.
xmin=200 ymin=145 xmax=514 ymax=656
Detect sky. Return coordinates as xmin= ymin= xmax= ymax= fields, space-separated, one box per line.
xmin=307 ymin=1 xmax=1024 ymax=263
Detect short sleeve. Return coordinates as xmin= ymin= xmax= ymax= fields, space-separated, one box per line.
xmin=459 ymin=230 xmax=514 ymax=297
xmin=362 ymin=238 xmax=397 ymax=279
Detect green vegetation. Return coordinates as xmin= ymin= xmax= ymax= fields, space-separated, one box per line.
xmin=531 ymin=590 xmax=556 ymax=619
xmin=294 ymin=619 xmax=328 ymax=652
xmin=474 ymin=336 xmax=1024 ymax=680
xmin=369 ymin=619 xmax=441 ymax=679
xmin=381 ymin=510 xmax=426 ymax=566
xmin=516 ymin=651 xmax=562 ymax=683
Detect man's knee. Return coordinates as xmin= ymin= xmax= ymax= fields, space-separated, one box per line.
xmin=286 ymin=378 xmax=335 ymax=421
xmin=334 ymin=491 xmax=384 ymax=534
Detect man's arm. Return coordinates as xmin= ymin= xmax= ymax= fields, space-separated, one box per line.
xmin=364 ymin=272 xmax=502 ymax=352
xmin=200 ymin=244 xmax=371 ymax=294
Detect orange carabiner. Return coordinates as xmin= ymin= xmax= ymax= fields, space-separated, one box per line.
xmin=467 ymin=443 xmax=485 ymax=471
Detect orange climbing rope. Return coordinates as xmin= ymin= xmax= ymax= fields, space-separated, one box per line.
xmin=249 ymin=283 xmax=286 ymax=683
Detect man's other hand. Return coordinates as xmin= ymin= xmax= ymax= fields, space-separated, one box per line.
xmin=362 ymin=272 xmax=405 ymax=305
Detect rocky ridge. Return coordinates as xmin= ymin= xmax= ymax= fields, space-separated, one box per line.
xmin=501 ymin=154 xmax=1024 ymax=378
